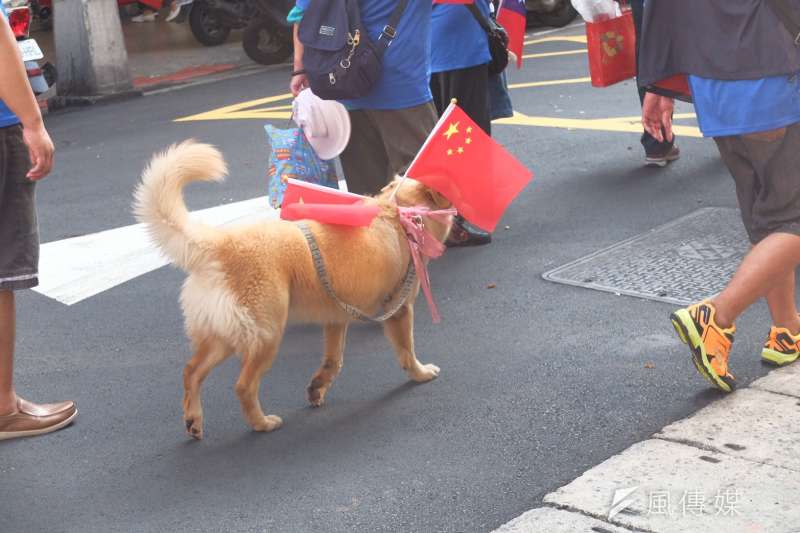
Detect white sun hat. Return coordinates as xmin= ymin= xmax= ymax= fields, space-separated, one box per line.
xmin=292 ymin=88 xmax=351 ymax=160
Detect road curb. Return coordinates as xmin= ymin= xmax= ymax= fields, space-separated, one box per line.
xmin=492 ymin=364 xmax=800 ymax=532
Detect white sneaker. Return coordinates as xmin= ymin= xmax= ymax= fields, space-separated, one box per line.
xmin=165 ymin=3 xmax=181 ymax=22
xmin=132 ymin=11 xmax=158 ymax=22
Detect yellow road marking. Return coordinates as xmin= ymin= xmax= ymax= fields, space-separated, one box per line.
xmin=496 ymin=111 xmax=702 ymax=138
xmin=175 ymin=93 xmax=294 ymax=122
xmin=524 ymin=35 xmax=587 ymax=46
xmin=523 ymin=49 xmax=587 ymax=59
xmin=508 ymin=77 xmax=591 ymax=90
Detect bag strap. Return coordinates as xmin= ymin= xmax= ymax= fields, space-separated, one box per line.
xmin=765 ymin=0 xmax=800 ymax=45
xmin=465 ymin=3 xmax=492 ymax=34
xmin=376 ymin=0 xmax=410 ymax=49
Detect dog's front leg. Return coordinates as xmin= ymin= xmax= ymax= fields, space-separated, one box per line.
xmin=383 ymin=304 xmax=440 ymax=382
xmin=235 ymin=342 xmax=283 ymax=433
xmin=183 ymin=337 xmax=232 ymax=440
xmin=307 ymin=323 xmax=348 ymax=407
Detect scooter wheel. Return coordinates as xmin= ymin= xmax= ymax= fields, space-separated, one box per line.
xmin=242 ymin=20 xmax=292 ymax=65
xmin=189 ymin=1 xmax=231 ymax=46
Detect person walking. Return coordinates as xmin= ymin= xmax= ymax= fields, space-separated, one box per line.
xmin=289 ymin=0 xmax=438 ymax=197
xmin=0 ymin=5 xmax=77 ymax=440
xmin=429 ymin=0 xmax=494 ymax=246
xmin=638 ymin=0 xmax=800 ymax=391
xmin=628 ymin=0 xmax=679 ymax=167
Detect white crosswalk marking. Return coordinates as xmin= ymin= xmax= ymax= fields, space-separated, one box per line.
xmin=34 ymin=197 xmax=277 ymax=305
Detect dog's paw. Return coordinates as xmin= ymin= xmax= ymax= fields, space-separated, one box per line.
xmin=409 ymin=363 xmax=440 ymax=383
xmin=185 ymin=417 xmax=204 ymax=440
xmin=252 ymin=415 xmax=283 ymax=433
xmin=307 ymin=379 xmax=329 ymax=408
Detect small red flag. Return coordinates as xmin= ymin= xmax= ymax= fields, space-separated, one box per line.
xmin=405 ymin=103 xmax=533 ymax=232
xmin=281 ymin=202 xmax=380 ymax=226
xmin=497 ymin=0 xmax=526 ymax=68
xmin=281 ymin=178 xmax=364 ymax=207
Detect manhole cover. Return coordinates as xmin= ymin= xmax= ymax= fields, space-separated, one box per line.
xmin=543 ymin=208 xmax=749 ymax=305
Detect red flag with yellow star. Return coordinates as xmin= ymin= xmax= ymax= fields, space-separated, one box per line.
xmin=404 ymin=103 xmax=533 ymax=232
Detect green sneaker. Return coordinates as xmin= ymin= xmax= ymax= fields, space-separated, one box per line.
xmin=761 ymin=325 xmax=800 ymax=366
xmin=670 ymin=301 xmax=736 ymax=393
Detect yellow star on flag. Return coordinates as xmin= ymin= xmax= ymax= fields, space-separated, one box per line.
xmin=457 ymin=147 xmax=464 ymax=154
xmin=466 ymin=126 xmax=473 ymax=134
xmin=466 ymin=138 xmax=472 ymax=145
xmin=447 ymin=148 xmax=453 ymax=156
xmin=443 ymin=122 xmax=460 ymax=140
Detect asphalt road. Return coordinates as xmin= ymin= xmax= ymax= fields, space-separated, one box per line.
xmin=0 ymin=24 xmax=779 ymax=533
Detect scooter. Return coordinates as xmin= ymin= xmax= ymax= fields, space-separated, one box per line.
xmin=172 ymin=0 xmax=292 ymax=66
xmin=2 ymin=0 xmax=53 ymax=95
xmin=526 ymin=0 xmax=579 ymax=27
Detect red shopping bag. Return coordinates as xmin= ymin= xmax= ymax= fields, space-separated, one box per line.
xmin=585 ymin=11 xmax=636 ymax=88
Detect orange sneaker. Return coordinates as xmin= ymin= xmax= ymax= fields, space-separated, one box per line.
xmin=670 ymin=301 xmax=736 ymax=392
xmin=761 ymin=325 xmax=800 ymax=366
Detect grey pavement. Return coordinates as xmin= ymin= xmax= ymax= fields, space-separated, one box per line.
xmin=1 ymin=24 xmax=792 ymax=533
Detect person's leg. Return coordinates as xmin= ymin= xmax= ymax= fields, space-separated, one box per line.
xmin=0 ymin=290 xmax=15 ymax=414
xmin=764 ymin=270 xmax=800 ymax=334
xmin=339 ymin=110 xmax=391 ymax=195
xmin=631 ymin=0 xmax=676 ymax=164
xmin=0 ymin=125 xmax=76 ymax=439
xmin=712 ymin=233 xmax=800 ymax=328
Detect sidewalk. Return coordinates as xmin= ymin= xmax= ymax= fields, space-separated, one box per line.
xmin=33 ymin=15 xmax=260 ymax=91
xmin=494 ymin=364 xmax=800 ymax=532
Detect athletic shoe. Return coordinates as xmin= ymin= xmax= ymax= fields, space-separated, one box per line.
xmin=670 ymin=301 xmax=736 ymax=392
xmin=132 ymin=11 xmax=158 ymax=22
xmin=645 ymin=145 xmax=680 ymax=168
xmin=0 ymin=398 xmax=77 ymax=441
xmin=761 ymin=325 xmax=800 ymax=366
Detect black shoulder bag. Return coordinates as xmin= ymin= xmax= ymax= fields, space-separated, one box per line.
xmin=765 ymin=0 xmax=800 ymax=45
xmin=298 ymin=0 xmax=409 ymax=100
xmin=465 ymin=3 xmax=510 ymax=75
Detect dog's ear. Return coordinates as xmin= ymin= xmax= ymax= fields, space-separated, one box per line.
xmin=425 ymin=187 xmax=452 ymax=209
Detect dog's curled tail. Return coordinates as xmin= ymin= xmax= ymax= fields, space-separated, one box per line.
xmin=133 ymin=140 xmax=228 ymax=272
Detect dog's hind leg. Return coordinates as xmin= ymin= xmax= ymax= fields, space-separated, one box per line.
xmin=383 ymin=304 xmax=440 ymax=382
xmin=307 ymin=323 xmax=348 ymax=407
xmin=183 ymin=336 xmax=232 ymax=440
xmin=235 ymin=338 xmax=283 ymax=433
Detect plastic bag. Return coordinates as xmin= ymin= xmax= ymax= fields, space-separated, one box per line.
xmin=570 ymin=0 xmax=621 ymax=22
xmin=265 ymin=125 xmax=339 ymax=209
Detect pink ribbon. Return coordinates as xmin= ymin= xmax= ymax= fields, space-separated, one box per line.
xmin=397 ymin=206 xmax=457 ymax=323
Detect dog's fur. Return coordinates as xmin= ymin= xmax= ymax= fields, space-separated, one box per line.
xmin=133 ymin=141 xmax=452 ymax=439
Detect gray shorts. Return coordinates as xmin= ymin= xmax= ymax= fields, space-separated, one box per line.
xmin=714 ymin=122 xmax=800 ymax=244
xmin=0 ymin=124 xmax=39 ymax=291
xmin=339 ymin=101 xmax=438 ymax=195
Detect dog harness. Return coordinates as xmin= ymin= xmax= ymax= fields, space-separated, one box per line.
xmin=298 ymin=206 xmax=456 ymax=323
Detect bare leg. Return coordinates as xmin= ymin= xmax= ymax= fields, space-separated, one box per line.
xmin=307 ymin=323 xmax=348 ymax=407
xmin=712 ymin=233 xmax=800 ymax=328
xmin=235 ymin=341 xmax=283 ymax=432
xmin=0 ymin=291 xmax=15 ymax=414
xmin=382 ymin=304 xmax=440 ymax=382
xmin=182 ymin=337 xmax=232 ymax=440
xmin=764 ymin=270 xmax=800 ymax=334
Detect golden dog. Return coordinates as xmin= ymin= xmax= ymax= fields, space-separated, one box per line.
xmin=134 ymin=141 xmax=452 ymax=439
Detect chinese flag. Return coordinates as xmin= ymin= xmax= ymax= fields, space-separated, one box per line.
xmin=281 ymin=202 xmax=380 ymax=226
xmin=497 ymin=0 xmax=526 ymax=68
xmin=405 ymin=103 xmax=533 ymax=232
xmin=281 ymin=178 xmax=365 ymax=207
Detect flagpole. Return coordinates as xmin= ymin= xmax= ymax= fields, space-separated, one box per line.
xmin=389 ymin=98 xmax=458 ymax=203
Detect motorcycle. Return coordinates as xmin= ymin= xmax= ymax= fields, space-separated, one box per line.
xmin=2 ymin=0 xmax=53 ymax=95
xmin=173 ymin=0 xmax=293 ymax=65
xmin=526 ymin=0 xmax=579 ymax=27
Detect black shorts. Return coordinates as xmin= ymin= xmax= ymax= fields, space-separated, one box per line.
xmin=0 ymin=124 xmax=38 ymax=291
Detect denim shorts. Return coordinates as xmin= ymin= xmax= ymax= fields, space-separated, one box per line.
xmin=0 ymin=124 xmax=39 ymax=291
